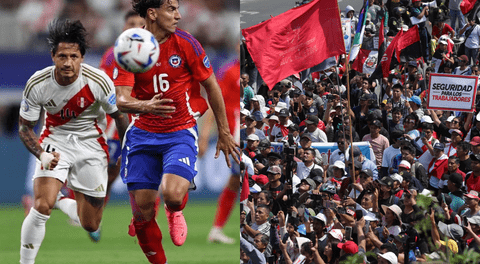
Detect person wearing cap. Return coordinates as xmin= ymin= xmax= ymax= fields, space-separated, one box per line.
xmin=428 ymin=143 xmax=449 ymax=195
xmin=253 ymin=139 xmax=271 ymax=171
xmin=406 ymin=95 xmax=424 ymax=119
xmin=458 ymin=190 xmax=480 ymax=218
xmin=345 ymin=5 xmax=358 ymax=36
xmin=297 ymin=148 xmax=323 ymax=180
xmin=381 ymin=129 xmax=403 ymax=176
xmin=454 ymin=54 xmax=473 ymax=75
xmin=240 ymin=113 xmax=266 ymax=142
xmin=309 ymin=212 xmax=328 ymax=252
xmin=362 ymin=119 xmax=390 ymax=168
xmin=457 ymin=141 xmax=472 ymax=173
xmin=447 ymin=172 xmax=466 ymax=213
xmin=459 ymin=17 xmax=480 ymax=65
xmin=465 ymin=154 xmax=480 ymax=193
xmin=378 ymin=177 xmax=400 ymax=209
xmin=471 ymin=136 xmax=480 ymax=155
xmin=410 ymin=0 xmax=429 ymax=60
xmin=270 ymin=108 xmax=292 ymax=143
xmin=264 ymin=165 xmax=284 ymax=195
xmin=431 ymin=36 xmax=454 ymax=73
xmin=416 ymin=122 xmax=438 ymax=156
xmin=244 ymin=134 xmax=260 ymax=159
xmin=444 ymin=128 xmax=463 ymax=157
xmin=265 ymin=115 xmax=279 ymax=139
xmin=390 ymin=173 xmax=404 ymax=198
xmin=464 ymin=215 xmax=480 ymax=253
xmin=302 ymin=115 xmax=328 ymax=143
xmin=430 ymin=208 xmax=463 ymax=254
xmin=257 ymin=152 xmax=282 ymax=176
xmin=377 ymin=251 xmax=398 ymax=264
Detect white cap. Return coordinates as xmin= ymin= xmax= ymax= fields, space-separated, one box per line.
xmin=399 ymin=160 xmax=411 ymax=170
xmin=345 ymin=5 xmax=354 ymax=14
xmin=402 ymin=25 xmax=409 ymax=31
xmin=476 ymin=112 xmax=480 ymax=122
xmin=328 ymin=229 xmax=344 ymax=241
xmin=246 ymin=134 xmax=259 ymax=141
xmin=333 ymin=160 xmax=346 ymax=175
xmin=312 ymin=212 xmax=327 ymax=224
xmin=391 ymin=173 xmax=403 ymax=183
xmin=295 ymin=237 xmax=311 ymax=250
xmin=446 ymin=116 xmax=455 ymax=122
xmin=269 ymin=115 xmax=279 ymax=122
xmin=240 ymin=108 xmax=250 ymax=116
xmin=274 ymin=102 xmax=288 ymax=112
xmin=378 ymin=252 xmax=398 ymax=264
xmin=420 ymin=115 xmax=434 ymax=123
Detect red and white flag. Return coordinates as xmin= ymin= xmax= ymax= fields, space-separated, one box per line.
xmin=351 ymin=49 xmax=378 ymax=74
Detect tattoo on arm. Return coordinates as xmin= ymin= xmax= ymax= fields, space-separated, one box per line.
xmin=18 ymin=117 xmax=43 ymax=159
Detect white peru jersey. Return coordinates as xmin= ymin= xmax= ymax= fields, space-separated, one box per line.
xmin=20 ymin=63 xmax=118 ymax=142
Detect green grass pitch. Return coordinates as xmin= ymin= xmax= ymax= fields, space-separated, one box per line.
xmin=0 ymin=199 xmax=239 ymax=263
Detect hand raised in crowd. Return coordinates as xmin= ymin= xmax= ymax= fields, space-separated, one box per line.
xmin=247 ymin=199 xmax=254 ymax=211
xmin=278 ymin=210 xmax=286 ymax=227
xmin=382 ymin=226 xmax=390 ymax=238
xmin=343 ymin=197 xmax=357 ymax=207
xmin=356 ymin=215 xmax=366 ymax=231
xmin=290 ymin=206 xmax=298 ymax=215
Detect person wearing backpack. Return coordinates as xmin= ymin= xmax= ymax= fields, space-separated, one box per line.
xmin=459 ymin=17 xmax=480 ymax=65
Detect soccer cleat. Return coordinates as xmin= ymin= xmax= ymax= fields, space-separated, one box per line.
xmin=88 ymin=227 xmax=101 ymax=242
xmin=207 ymin=226 xmax=235 ymax=244
xmin=165 ymin=205 xmax=187 ymax=246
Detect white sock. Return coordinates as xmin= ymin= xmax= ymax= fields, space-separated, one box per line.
xmin=20 ymin=208 xmax=50 ymax=264
xmin=56 ymin=197 xmax=81 ymax=225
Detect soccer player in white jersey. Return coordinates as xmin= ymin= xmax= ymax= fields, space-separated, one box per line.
xmin=18 ymin=20 xmax=130 ymax=264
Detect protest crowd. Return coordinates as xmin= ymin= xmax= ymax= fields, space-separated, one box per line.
xmin=239 ymin=0 xmax=480 ymax=263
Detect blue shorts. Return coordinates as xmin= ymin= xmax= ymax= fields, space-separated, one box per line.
xmin=121 ymin=125 xmax=198 ymax=191
xmin=107 ymin=139 xmax=121 ymax=166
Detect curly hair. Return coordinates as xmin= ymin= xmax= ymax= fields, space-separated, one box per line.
xmin=47 ymin=19 xmax=89 ymax=56
xmin=132 ymin=0 xmax=175 ymax=18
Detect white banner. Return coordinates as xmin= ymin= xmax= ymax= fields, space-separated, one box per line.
xmin=342 ymin=18 xmax=352 ymax=53
xmin=427 ymin=73 xmax=478 ymax=112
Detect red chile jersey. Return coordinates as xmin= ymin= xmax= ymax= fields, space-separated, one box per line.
xmin=217 ymin=59 xmax=240 ymax=143
xmin=113 ymin=28 xmax=212 ymax=133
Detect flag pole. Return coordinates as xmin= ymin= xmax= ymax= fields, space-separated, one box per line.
xmin=345 ymin=61 xmax=357 ymax=200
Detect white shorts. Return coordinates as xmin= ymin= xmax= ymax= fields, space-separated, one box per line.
xmin=33 ymin=135 xmax=108 ymax=198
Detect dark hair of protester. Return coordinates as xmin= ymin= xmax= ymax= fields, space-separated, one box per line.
xmin=449 ymin=155 xmax=460 ymax=164
xmin=392 ymin=107 xmax=403 ymax=115
xmin=255 ymin=233 xmax=269 ymax=245
xmin=422 ymin=122 xmax=434 ymax=131
xmin=322 ymin=242 xmax=342 ymax=264
xmin=257 ymin=203 xmax=271 ymax=213
xmin=304 ymin=148 xmax=316 ymax=157
xmin=48 ymin=19 xmax=89 ymax=56
xmin=288 ymin=160 xmax=298 ymax=171
xmin=426 ymin=66 xmax=434 ymax=73
xmin=391 ymin=130 xmax=404 ymax=143
xmin=380 ymin=242 xmax=399 ymax=256
xmin=401 ymin=143 xmax=416 ymax=155
xmin=404 ymin=113 xmax=419 ymax=127
xmin=259 ymin=190 xmax=273 ymax=206
xmin=457 ymin=141 xmax=471 ymax=152
xmin=392 ymin=83 xmax=403 ymax=91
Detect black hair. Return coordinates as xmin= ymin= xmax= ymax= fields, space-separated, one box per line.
xmin=48 ymin=19 xmax=89 ymax=56
xmin=404 ymin=113 xmax=419 ymax=127
xmin=304 ymin=148 xmax=316 ymax=157
xmin=391 ymin=130 xmax=404 ymax=141
xmin=426 ymin=66 xmax=434 ymax=72
xmin=457 ymin=141 xmax=471 ymax=152
xmin=392 ymin=107 xmax=403 ymax=114
xmin=259 ymin=190 xmax=273 ymax=206
xmin=132 ymin=0 xmax=170 ymax=18
xmin=449 ymin=155 xmax=460 ymax=164
xmin=380 ymin=242 xmax=399 ymax=256
xmin=422 ymin=123 xmax=434 ymax=130
xmin=392 ymin=83 xmax=404 ymax=91
xmin=401 ymin=143 xmax=416 ymax=155
xmin=257 ymin=204 xmax=271 ymax=213
xmin=125 ymin=10 xmax=141 ymax=21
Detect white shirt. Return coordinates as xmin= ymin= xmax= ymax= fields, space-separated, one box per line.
xmin=242 ymin=153 xmax=255 ymax=176
xmin=303 ymin=128 xmax=328 ymax=143
xmin=465 ymin=25 xmax=480 ymax=49
xmin=297 ymin=161 xmax=323 ymax=180
xmin=20 ymin=64 xmax=117 ymax=142
xmin=382 ymin=145 xmax=401 ymax=168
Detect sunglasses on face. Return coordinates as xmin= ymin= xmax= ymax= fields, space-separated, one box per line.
xmin=452 ymin=121 xmax=459 ymax=124
xmin=406 ymin=120 xmax=415 ymax=124
xmin=337 ymin=141 xmax=345 ymax=145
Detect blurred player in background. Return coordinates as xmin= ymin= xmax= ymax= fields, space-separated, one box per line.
xmin=18 ymin=20 xmax=128 ymax=264
xmin=113 ymin=0 xmax=239 ymax=263
xmin=99 ymin=10 xmax=145 ymax=202
xmin=201 ymin=55 xmax=240 ymax=244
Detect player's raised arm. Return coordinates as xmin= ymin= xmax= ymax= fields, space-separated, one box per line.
xmin=115 ymin=85 xmax=176 ymax=118
xmin=201 ymin=74 xmax=241 ymax=167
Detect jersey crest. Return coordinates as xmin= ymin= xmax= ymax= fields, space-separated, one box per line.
xmin=169 ymin=55 xmax=182 ymax=68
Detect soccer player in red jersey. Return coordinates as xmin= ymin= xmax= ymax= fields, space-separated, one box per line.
xmin=99 ymin=11 xmax=145 ymax=201
xmin=202 ymin=59 xmax=241 ymax=244
xmin=113 ymin=1 xmax=240 ymax=263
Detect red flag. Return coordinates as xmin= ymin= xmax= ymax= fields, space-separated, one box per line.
xmin=351 ymin=49 xmax=378 ymax=74
xmin=380 ymin=30 xmax=403 ymax=78
xmin=395 ymin=26 xmax=420 ymax=62
xmin=378 ymin=17 xmax=384 ymax=53
xmin=241 ymin=0 xmax=345 ymax=89
xmin=240 ymin=169 xmax=250 ymax=201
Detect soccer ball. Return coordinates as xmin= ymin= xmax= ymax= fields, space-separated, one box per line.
xmin=114 ymin=28 xmax=160 ymax=73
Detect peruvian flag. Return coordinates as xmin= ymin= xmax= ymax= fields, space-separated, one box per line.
xmin=428 ymin=154 xmax=448 ymax=180
xmin=351 ymin=49 xmax=378 ymax=74
xmin=242 ymin=0 xmax=345 ymax=89
xmin=240 ymin=169 xmax=250 ymax=202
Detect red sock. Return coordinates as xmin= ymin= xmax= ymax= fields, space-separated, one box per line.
xmin=134 ymin=218 xmax=167 ymax=264
xmin=213 ymin=187 xmax=237 ymax=228
xmin=166 ymin=192 xmax=189 ymax=212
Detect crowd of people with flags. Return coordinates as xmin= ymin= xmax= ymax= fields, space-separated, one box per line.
xmin=239 ymin=0 xmax=480 ymax=263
